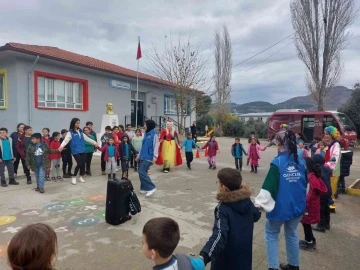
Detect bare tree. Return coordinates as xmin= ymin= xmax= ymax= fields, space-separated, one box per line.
xmin=291 ymin=0 xmax=357 ymax=111
xmin=146 ymin=34 xmax=210 ymax=134
xmin=213 ymin=25 xmax=232 ymax=128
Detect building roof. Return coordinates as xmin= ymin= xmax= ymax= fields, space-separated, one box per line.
xmin=0 ymin=42 xmax=171 ymax=87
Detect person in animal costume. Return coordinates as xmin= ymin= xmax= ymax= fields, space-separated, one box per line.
xmin=156 ymin=121 xmax=182 ymax=173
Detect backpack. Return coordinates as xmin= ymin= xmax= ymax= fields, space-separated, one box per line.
xmin=129 ymin=189 xmax=141 ymax=215
xmin=174 ymin=254 xmax=205 ymax=270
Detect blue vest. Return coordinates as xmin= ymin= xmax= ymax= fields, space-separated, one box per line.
xmin=140 ymin=129 xmax=155 ymax=161
xmin=266 ymin=152 xmax=307 ymax=221
xmin=69 ymin=129 xmax=85 ymax=155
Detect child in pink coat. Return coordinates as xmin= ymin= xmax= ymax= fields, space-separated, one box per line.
xmin=247 ymin=138 xmax=266 ymax=173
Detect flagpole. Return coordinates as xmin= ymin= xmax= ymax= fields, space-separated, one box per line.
xmin=136 ymin=37 xmax=140 ymax=128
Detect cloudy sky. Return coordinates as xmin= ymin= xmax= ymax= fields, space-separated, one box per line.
xmin=1 ymin=0 xmax=360 ymax=104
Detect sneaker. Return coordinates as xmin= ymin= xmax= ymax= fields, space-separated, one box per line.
xmin=57 ymin=176 xmax=63 ymax=181
xmin=212 ymin=167 xmax=216 ymax=170
xmin=51 ymin=177 xmax=56 ymax=182
xmin=102 ymin=171 xmax=106 ymax=175
xmin=35 ymin=187 xmax=40 ymax=191
xmin=209 ymin=165 xmax=212 ymax=169
xmin=9 ymin=179 xmax=19 ymax=185
xmin=325 ymin=224 xmax=330 ymax=230
xmin=140 ymin=190 xmax=147 ymax=194
xmin=71 ymin=177 xmax=76 ymax=185
xmin=146 ymin=188 xmax=156 ymax=197
xmin=63 ymin=173 xmax=70 ymax=179
xmin=312 ymin=225 xmax=326 ymax=233
xmin=79 ymin=176 xmax=85 ymax=183
xmin=280 ymin=264 xmax=299 ymax=270
xmin=163 ymin=170 xmax=169 ymax=173
xmin=27 ymin=176 xmax=32 ymax=185
xmin=86 ymin=172 xmax=92 ymax=176
xmin=1 ymin=181 xmax=8 ymax=187
xmin=299 ymin=239 xmax=316 ymax=251
xmin=39 ymin=188 xmax=45 ymax=193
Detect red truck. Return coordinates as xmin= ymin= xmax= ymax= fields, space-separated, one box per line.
xmin=268 ymin=111 xmax=357 ymax=147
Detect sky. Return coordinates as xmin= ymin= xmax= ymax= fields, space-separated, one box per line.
xmin=1 ymin=0 xmax=360 ymax=104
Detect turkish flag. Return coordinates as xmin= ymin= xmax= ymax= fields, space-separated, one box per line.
xmin=136 ymin=38 xmax=142 ymax=60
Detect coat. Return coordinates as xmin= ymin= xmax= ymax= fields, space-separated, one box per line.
xmin=26 ymin=143 xmax=58 ymax=171
xmin=301 ymin=172 xmax=328 ymax=224
xmin=247 ymin=143 xmax=266 ymax=160
xmin=98 ymin=144 xmax=120 ymax=161
xmin=49 ymin=140 xmax=61 ymax=160
xmin=340 ymin=151 xmax=353 ymax=177
xmin=202 ymin=140 xmax=219 ymax=157
xmin=201 ymin=184 xmax=261 ymax=270
xmin=118 ymin=142 xmax=137 ymax=160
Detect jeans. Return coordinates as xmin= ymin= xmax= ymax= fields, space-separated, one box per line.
xmin=35 ymin=164 xmax=45 ymax=189
xmin=235 ymin=157 xmax=243 ymax=170
xmin=185 ymin=152 xmax=193 ymax=167
xmin=265 ymin=216 xmax=302 ymax=268
xmin=138 ymin=160 xmax=156 ymax=191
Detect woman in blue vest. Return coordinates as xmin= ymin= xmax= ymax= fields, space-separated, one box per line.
xmin=255 ymin=130 xmax=307 ymax=270
xmin=59 ymin=118 xmax=98 ymax=185
xmin=135 ymin=120 xmax=158 ymax=197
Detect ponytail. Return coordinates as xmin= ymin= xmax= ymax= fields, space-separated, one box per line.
xmin=286 ymin=130 xmax=298 ymax=164
xmin=305 ymin=157 xmax=322 ymax=178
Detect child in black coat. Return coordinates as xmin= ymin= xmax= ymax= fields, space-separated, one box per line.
xmin=119 ymin=134 xmax=137 ymax=180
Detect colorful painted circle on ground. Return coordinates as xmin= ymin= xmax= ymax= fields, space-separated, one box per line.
xmin=0 ymin=245 xmax=7 ymax=257
xmin=87 ymin=194 xmax=106 ymax=201
xmin=72 ymin=216 xmax=101 ymax=227
xmin=65 ymin=198 xmax=87 ymax=205
xmin=43 ymin=203 xmax=68 ymax=212
xmin=0 ymin=216 xmax=16 ymax=226
xmin=16 ymin=209 xmax=45 ymax=216
xmin=95 ymin=211 xmax=105 ymax=218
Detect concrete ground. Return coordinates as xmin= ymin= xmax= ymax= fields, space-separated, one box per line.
xmin=0 ymin=137 xmax=359 ymax=270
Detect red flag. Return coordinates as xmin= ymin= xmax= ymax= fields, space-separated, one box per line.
xmin=136 ymin=38 xmax=142 ymax=60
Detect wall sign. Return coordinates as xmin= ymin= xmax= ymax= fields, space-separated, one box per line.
xmin=109 ymin=79 xmax=131 ymax=90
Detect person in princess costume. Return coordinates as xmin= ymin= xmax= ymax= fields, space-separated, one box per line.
xmin=156 ymin=121 xmax=182 ymax=173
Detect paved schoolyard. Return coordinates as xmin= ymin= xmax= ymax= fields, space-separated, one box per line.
xmin=0 ymin=137 xmax=359 ymax=269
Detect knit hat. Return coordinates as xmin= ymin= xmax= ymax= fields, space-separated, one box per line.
xmin=324 ymin=126 xmax=340 ymax=139
xmin=312 ymin=154 xmax=325 ymax=166
xmin=280 ymin=124 xmax=289 ymax=130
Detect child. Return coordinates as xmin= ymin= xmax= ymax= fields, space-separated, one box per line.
xmin=201 ymin=135 xmax=219 ymax=170
xmin=60 ymin=129 xmax=73 ymax=178
xmin=132 ymin=129 xmax=144 ymax=171
xmin=231 ymin=137 xmax=247 ymax=171
xmin=0 ymin=127 xmax=18 ymax=187
xmin=315 ymin=140 xmax=327 ymax=157
xmin=7 ymin=223 xmax=57 ymax=270
xmin=42 ymin=128 xmax=51 ymax=180
xmin=312 ymin=154 xmax=332 ymax=233
xmin=125 ymin=124 xmax=135 ymax=168
xmin=247 ymin=131 xmax=260 ymax=165
xmin=49 ymin=132 xmax=62 ymax=181
xmin=99 ymin=135 xmax=120 ymax=180
xmin=112 ymin=126 xmax=121 ymax=170
xmin=142 ymin=217 xmax=205 ymax=270
xmin=100 ymin=126 xmax=112 ymax=175
xmin=119 ymin=134 xmax=137 ymax=180
xmin=84 ymin=127 xmax=96 ymax=176
xmin=310 ymin=137 xmax=321 ymax=156
xmin=26 ymin=133 xmax=58 ymax=193
xmin=297 ymin=140 xmax=309 ymax=158
xmin=181 ymin=132 xmax=200 ymax=169
xmin=300 ymin=157 xmax=328 ymax=251
xmin=200 ymin=168 xmax=261 ymax=269
xmin=247 ymin=138 xmax=266 ymax=173
xmin=16 ymin=125 xmax=33 ymax=184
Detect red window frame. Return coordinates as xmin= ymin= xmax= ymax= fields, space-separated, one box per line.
xmin=34 ymin=71 xmax=89 ymax=111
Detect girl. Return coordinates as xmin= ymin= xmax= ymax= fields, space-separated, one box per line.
xmin=295 ymin=132 xmax=306 ymax=145
xmin=132 ymin=129 xmax=144 ymax=171
xmin=49 ymin=132 xmax=62 ymax=181
xmin=11 ymin=123 xmax=30 ymax=179
xmin=112 ymin=126 xmax=121 ymax=169
xmin=84 ymin=127 xmax=96 ymax=176
xmin=315 ymin=140 xmax=327 ymax=157
xmin=99 ymin=135 xmax=120 ymax=180
xmin=201 ymin=135 xmax=219 ymax=170
xmin=297 ymin=140 xmax=308 ymax=158
xmin=8 ymin=223 xmax=57 ymax=270
xmin=119 ymin=134 xmax=137 ymax=180
xmin=300 ymin=156 xmax=328 ymax=251
xmin=59 ymin=118 xmax=98 ymax=185
xmin=247 ymin=138 xmax=266 ymax=173
xmin=42 ymin=128 xmax=51 ymax=180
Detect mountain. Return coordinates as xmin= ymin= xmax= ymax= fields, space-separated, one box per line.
xmin=233 ymin=86 xmax=352 ymax=114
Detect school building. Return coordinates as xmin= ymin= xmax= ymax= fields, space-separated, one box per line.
xmin=0 ymin=42 xmax=196 ymax=133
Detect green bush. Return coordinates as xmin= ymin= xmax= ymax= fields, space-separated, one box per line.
xmin=244 ymin=119 xmax=268 ymax=139
xmin=196 ymin=115 xmax=215 ymax=135
xmin=223 ymin=118 xmax=245 ymax=137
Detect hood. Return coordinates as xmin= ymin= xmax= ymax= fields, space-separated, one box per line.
xmin=216 ymin=184 xmax=253 ymax=214
xmin=121 ymin=134 xmax=129 ymax=142
xmin=145 ymin=120 xmax=156 ymax=133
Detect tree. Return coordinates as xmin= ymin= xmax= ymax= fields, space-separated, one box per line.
xmin=146 ymin=34 xmax=210 ymax=134
xmin=339 ymin=83 xmax=360 ymax=138
xmin=213 ymin=25 xmax=232 ymax=127
xmin=290 ymin=0 xmax=357 ymax=110
xmin=196 ymin=94 xmax=212 ymax=118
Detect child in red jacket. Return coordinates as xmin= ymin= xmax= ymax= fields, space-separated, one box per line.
xmin=49 ymin=132 xmax=62 ymax=181
xmin=247 ymin=138 xmax=266 ymax=173
xmin=98 ymin=135 xmax=120 ymax=180
xmin=202 ymin=135 xmax=219 ymax=170
xmin=300 ymin=156 xmax=328 ymax=251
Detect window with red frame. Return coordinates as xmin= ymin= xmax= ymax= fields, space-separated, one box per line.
xmin=36 ymin=72 xmax=87 ymax=110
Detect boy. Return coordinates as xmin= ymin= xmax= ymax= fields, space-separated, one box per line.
xmin=26 ymin=133 xmax=58 ymax=193
xmin=86 ymin=121 xmax=97 ymax=143
xmin=142 ymin=217 xmax=205 ymax=270
xmin=0 ymin=127 xmax=18 ymax=187
xmin=310 ymin=137 xmax=321 ymax=156
xmin=17 ymin=125 xmax=33 ymax=184
xmin=60 ymin=129 xmax=73 ymax=178
xmin=125 ymin=124 xmax=135 ymax=168
xmin=100 ymin=126 xmax=112 ymax=175
xmin=231 ymin=137 xmax=247 ymax=171
xmin=181 ymin=132 xmax=199 ymax=169
xmin=200 ymin=168 xmax=261 ymax=270
xmin=247 ymin=131 xmax=260 ymax=165
xmin=119 ymin=134 xmax=137 ymax=180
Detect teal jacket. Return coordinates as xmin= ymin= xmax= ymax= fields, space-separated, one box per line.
xmin=182 ymin=138 xmax=199 ymax=152
xmin=85 ymin=134 xmax=96 ymax=153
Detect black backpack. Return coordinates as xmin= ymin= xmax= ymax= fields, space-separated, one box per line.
xmin=129 ymin=189 xmax=141 ymax=215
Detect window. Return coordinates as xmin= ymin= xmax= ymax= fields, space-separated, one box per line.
xmin=131 ymin=91 xmax=145 ymax=101
xmin=0 ymin=69 xmax=7 ymax=109
xmin=34 ymin=71 xmax=88 ymax=111
xmin=164 ymin=95 xmax=177 ymax=114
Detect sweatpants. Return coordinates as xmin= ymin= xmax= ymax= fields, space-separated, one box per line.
xmin=0 ymin=160 xmax=15 ymax=181
xmin=73 ymin=153 xmax=86 ymax=177
xmin=51 ymin=159 xmax=61 ymax=178
xmin=207 ymin=156 xmax=216 ymax=167
xmin=302 ymin=223 xmax=315 ymax=242
xmin=235 ymin=158 xmax=243 ymax=170
xmin=107 ymin=157 xmax=117 ymax=174
xmin=121 ymin=159 xmax=129 ymax=178
xmin=13 ymin=152 xmax=30 ymax=177
xmin=185 ymin=152 xmax=193 ymax=167
xmin=62 ymin=153 xmax=73 ymax=174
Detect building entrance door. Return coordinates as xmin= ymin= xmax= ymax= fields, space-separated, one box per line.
xmin=131 ymin=100 xmax=144 ymax=127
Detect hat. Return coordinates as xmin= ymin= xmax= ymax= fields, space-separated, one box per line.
xmin=280 ymin=124 xmax=289 ymax=130
xmin=324 ymin=126 xmax=340 ymax=139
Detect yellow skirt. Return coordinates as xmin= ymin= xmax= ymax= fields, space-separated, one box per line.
xmin=162 ymin=140 xmax=176 ymax=169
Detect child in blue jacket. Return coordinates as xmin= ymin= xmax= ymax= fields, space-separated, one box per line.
xmin=231 ymin=137 xmax=247 ymax=171
xmin=181 ymin=132 xmax=199 ymax=169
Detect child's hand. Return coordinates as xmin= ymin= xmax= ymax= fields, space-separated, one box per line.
xmin=58 ymin=146 xmax=64 ymax=152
